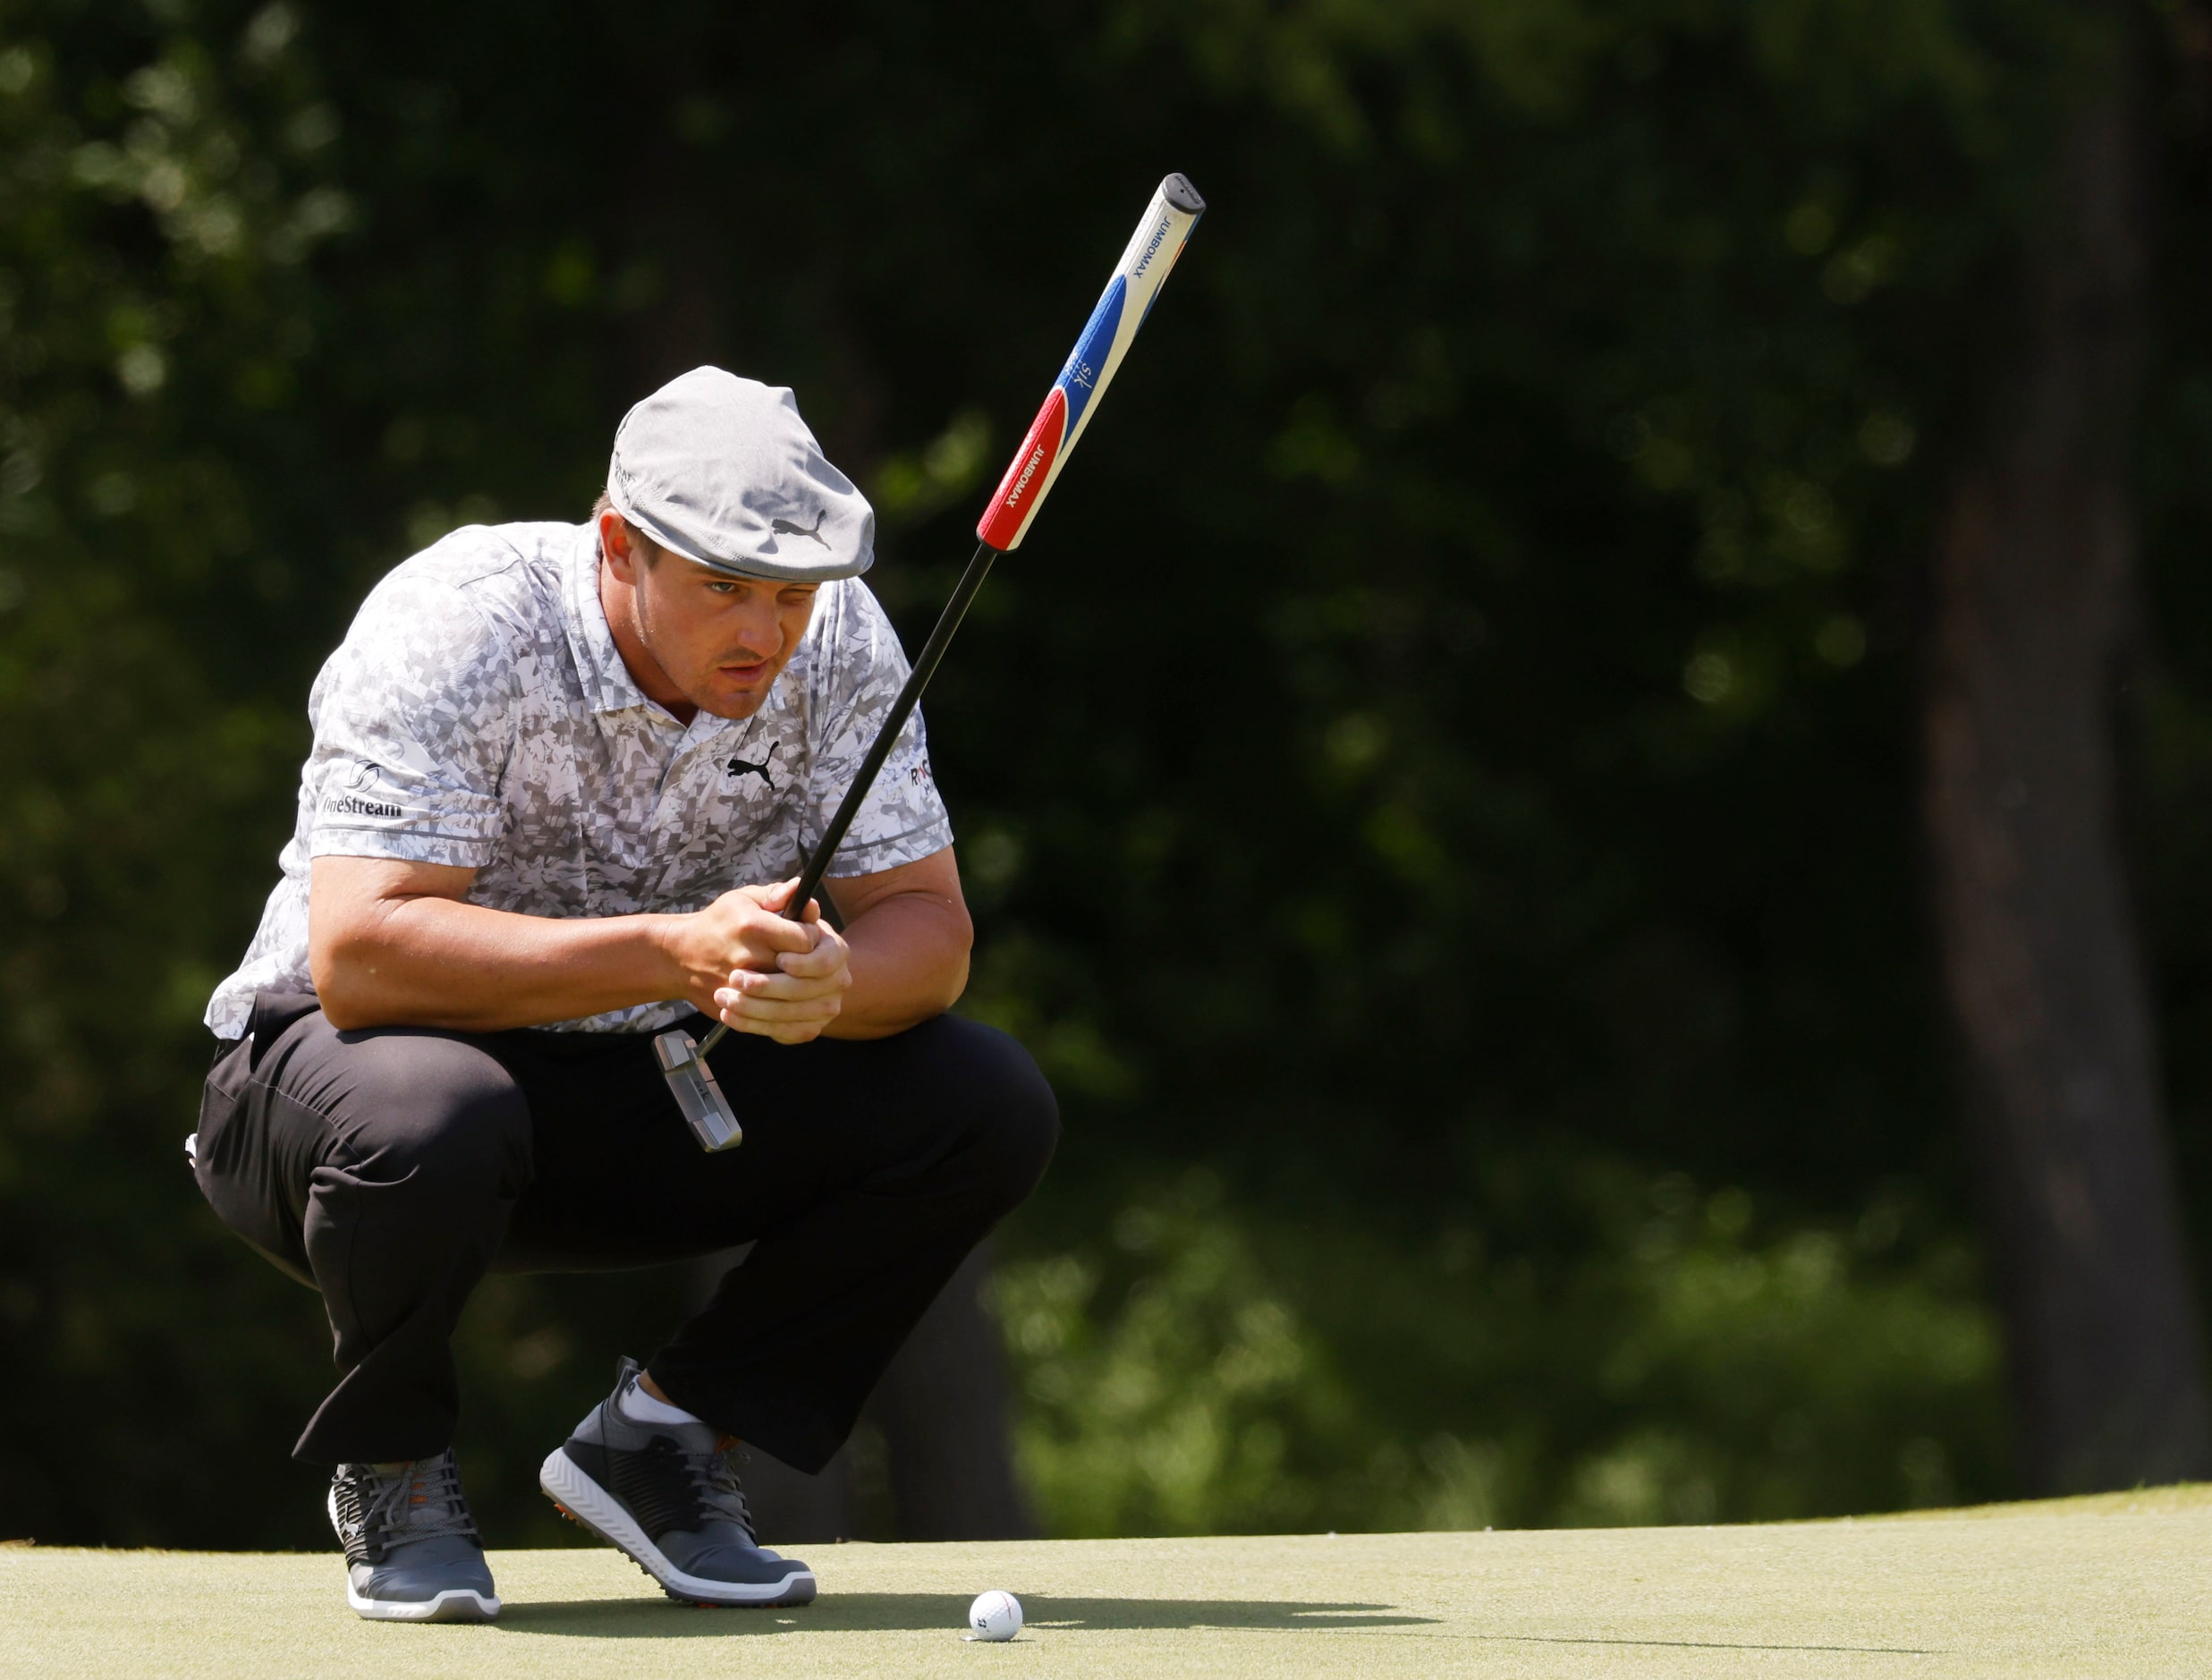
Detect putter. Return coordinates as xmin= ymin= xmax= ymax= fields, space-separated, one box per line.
xmin=658 ymin=172 xmax=1208 ymax=1150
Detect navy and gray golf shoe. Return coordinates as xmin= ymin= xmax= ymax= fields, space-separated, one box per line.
xmin=539 ymin=1356 xmax=816 ymax=1608
xmin=326 ymin=1448 xmax=499 ymax=1623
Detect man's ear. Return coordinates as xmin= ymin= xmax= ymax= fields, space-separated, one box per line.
xmin=598 ymin=508 xmax=641 ymax=583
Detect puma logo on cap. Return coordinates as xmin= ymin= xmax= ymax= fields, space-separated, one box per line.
xmin=771 ymin=513 xmax=829 ymax=549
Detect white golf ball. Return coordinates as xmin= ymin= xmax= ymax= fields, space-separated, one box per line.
xmin=967 ymin=1589 xmax=1022 ymax=1642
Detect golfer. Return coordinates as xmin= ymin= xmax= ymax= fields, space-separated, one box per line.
xmin=189 ymin=368 xmax=1059 ymax=1623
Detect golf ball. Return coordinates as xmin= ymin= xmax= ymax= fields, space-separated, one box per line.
xmin=967 ymin=1589 xmax=1022 ymax=1642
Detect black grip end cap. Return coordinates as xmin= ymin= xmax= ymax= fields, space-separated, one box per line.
xmin=1162 ymin=173 xmax=1207 ymax=215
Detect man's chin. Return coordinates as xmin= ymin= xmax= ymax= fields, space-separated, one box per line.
xmin=696 ymin=689 xmax=770 ymax=721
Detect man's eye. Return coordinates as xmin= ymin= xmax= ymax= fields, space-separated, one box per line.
xmin=708 ymin=581 xmax=739 ymax=595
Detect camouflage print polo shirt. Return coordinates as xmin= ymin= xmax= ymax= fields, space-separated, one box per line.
xmin=205 ymin=521 xmax=953 ymax=1039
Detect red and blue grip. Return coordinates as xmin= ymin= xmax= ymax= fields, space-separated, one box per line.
xmin=977 ymin=174 xmax=1207 ymax=551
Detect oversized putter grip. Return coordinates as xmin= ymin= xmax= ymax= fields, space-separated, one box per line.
xmin=976 ymin=173 xmax=1207 ymax=551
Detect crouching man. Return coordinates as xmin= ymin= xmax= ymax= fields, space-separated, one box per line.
xmin=189 ymin=369 xmax=1058 ymax=1622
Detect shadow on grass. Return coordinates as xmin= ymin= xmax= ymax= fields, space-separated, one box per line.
xmin=495 ymin=1593 xmax=1437 ymax=1638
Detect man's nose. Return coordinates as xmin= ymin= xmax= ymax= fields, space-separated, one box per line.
xmin=729 ymin=603 xmax=783 ymax=658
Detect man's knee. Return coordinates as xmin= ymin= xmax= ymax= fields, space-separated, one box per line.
xmin=952 ymin=1022 xmax=1060 ymax=1203
xmin=322 ymin=1028 xmax=532 ymax=1201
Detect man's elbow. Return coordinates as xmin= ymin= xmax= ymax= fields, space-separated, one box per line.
xmin=309 ymin=924 xmax=385 ymax=1031
xmin=934 ymin=898 xmax=974 ymax=1013
xmin=931 ymin=946 xmax=972 ymax=1018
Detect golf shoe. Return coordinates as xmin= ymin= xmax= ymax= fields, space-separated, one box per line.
xmin=539 ymin=1356 xmax=815 ymax=1608
xmin=327 ymin=1448 xmax=499 ymax=1622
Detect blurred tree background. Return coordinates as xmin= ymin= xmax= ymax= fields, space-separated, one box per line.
xmin=3 ymin=0 xmax=2211 ymax=1548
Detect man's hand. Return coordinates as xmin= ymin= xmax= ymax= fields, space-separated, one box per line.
xmin=670 ymin=879 xmax=853 ymax=1044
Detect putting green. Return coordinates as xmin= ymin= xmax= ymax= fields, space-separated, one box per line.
xmin=5 ymin=1488 xmax=2208 ymax=1678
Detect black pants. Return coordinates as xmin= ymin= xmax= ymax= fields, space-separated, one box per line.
xmin=192 ymin=993 xmax=1058 ymax=1471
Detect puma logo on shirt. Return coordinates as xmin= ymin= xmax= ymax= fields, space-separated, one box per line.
xmin=725 ymin=747 xmax=777 ymax=790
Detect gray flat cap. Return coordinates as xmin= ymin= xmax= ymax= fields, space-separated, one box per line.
xmin=606 ymin=368 xmax=875 ymax=581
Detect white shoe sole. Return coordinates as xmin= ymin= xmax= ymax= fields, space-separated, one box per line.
xmin=539 ymin=1447 xmax=817 ymax=1608
xmin=343 ymin=1582 xmax=501 ymax=1623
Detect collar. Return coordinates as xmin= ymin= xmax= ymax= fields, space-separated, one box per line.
xmin=564 ymin=525 xmax=657 ymax=717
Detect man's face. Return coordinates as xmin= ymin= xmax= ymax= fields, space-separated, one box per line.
xmin=600 ymin=511 xmax=819 ymax=721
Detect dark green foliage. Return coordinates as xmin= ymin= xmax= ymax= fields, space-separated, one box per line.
xmin=0 ymin=0 xmax=2197 ymax=1545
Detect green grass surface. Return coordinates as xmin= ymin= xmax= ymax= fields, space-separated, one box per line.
xmin=5 ymin=1489 xmax=2208 ymax=1677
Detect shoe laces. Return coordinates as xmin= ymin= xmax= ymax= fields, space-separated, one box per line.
xmin=334 ymin=1448 xmax=480 ymax=1564
xmin=670 ymin=1433 xmax=758 ymax=1541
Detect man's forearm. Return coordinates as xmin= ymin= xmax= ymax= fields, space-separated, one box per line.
xmin=310 ymin=852 xmax=970 ymax=1039
xmin=821 ymin=886 xmax=971 ymax=1039
xmin=314 ymin=893 xmax=684 ymax=1031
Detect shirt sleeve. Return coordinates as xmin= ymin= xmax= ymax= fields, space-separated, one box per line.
xmin=805 ymin=579 xmax=954 ymax=877
xmin=302 ymin=572 xmax=515 ymax=867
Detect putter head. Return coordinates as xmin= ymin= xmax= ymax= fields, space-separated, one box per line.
xmin=653 ymin=1027 xmax=742 ymax=1151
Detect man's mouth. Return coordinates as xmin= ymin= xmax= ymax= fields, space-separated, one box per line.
xmin=717 ymin=656 xmax=770 ymax=683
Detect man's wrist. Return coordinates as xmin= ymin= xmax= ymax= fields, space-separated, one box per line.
xmin=637 ymin=910 xmax=695 ymax=1004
